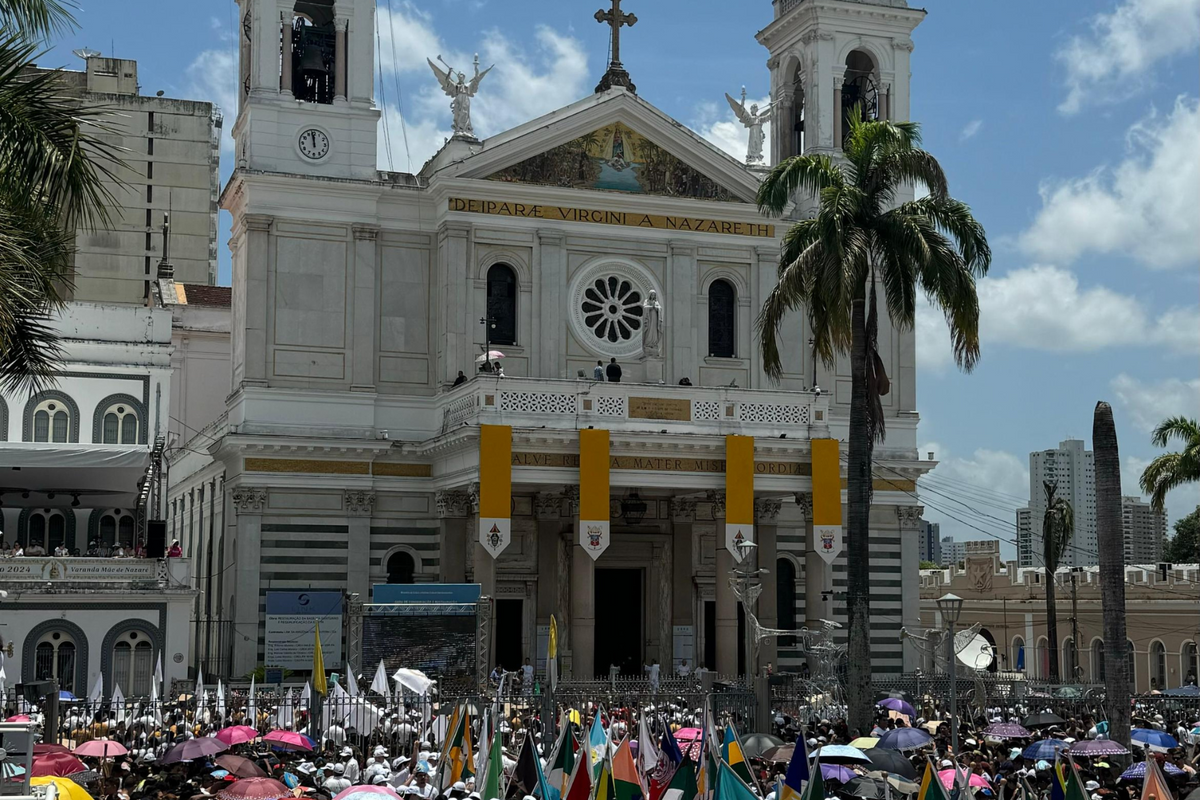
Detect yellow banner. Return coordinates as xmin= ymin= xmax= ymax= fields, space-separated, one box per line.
xmin=811 ymin=438 xmax=842 ymax=563
xmin=725 ymin=435 xmax=755 ymax=560
xmin=478 ymin=425 xmax=512 ymax=558
xmin=579 ymin=428 xmax=610 ymax=560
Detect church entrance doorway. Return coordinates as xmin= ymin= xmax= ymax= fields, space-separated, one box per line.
xmin=494 ymin=598 xmax=523 ymax=671
xmin=594 ymin=568 xmax=643 ymax=677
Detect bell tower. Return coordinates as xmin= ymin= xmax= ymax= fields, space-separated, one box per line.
xmin=232 ymin=0 xmax=379 ymax=180
xmin=757 ymin=0 xmax=925 ymax=167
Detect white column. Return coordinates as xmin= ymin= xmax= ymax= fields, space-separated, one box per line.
xmin=278 ymin=6 xmax=293 ymax=95
xmin=536 ymin=231 xmax=565 ymax=377
xmin=668 ymin=241 xmax=697 ymax=382
xmin=350 ymin=225 xmax=379 ymax=391
xmin=334 ymin=16 xmax=348 ymax=101
xmin=437 ymin=222 xmax=472 ymax=385
xmin=230 ymin=486 xmax=267 ymax=676
xmin=238 ymin=214 xmax=272 ymax=388
xmin=344 ymin=490 xmax=374 ymax=599
xmin=897 ymin=506 xmax=922 ymax=671
xmin=436 ymin=490 xmax=472 ymax=583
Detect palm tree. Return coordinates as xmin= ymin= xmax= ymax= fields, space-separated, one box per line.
xmin=1040 ymin=481 xmax=1074 ymax=681
xmin=1139 ymin=416 xmax=1200 ymax=513
xmin=756 ymin=111 xmax=990 ymax=732
xmin=0 ymin=0 xmax=123 ymax=394
xmin=1093 ymin=401 xmax=1130 ymax=744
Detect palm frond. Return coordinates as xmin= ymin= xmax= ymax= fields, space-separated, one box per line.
xmin=0 ymin=0 xmax=76 ymax=39
xmin=1149 ymin=416 xmax=1200 ymax=449
xmin=893 ymin=196 xmax=991 ymax=275
xmin=877 ymin=147 xmax=948 ymax=199
xmin=756 ymin=154 xmax=843 ymax=217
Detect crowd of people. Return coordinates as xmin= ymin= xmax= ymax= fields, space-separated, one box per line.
xmin=1 ymin=538 xmax=184 ymax=558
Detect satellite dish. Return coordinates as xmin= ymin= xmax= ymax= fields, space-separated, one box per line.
xmin=73 ymin=47 xmax=102 ymax=60
xmin=956 ymin=633 xmax=995 ymax=670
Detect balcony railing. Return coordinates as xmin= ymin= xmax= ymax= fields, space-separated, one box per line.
xmin=440 ymin=377 xmax=829 ymax=439
xmin=0 ymin=556 xmax=190 ymax=587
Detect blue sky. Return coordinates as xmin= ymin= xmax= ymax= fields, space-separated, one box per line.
xmin=46 ymin=0 xmax=1200 ymax=556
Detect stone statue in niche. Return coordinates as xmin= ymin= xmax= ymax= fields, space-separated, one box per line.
xmin=641 ymin=289 xmax=663 ymax=358
xmin=427 ymin=54 xmax=493 ymax=138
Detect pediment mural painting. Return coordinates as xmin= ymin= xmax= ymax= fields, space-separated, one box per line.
xmin=485 ymin=122 xmax=737 ymax=202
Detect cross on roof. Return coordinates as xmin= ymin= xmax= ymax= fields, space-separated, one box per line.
xmin=593 ymin=0 xmax=638 ymax=94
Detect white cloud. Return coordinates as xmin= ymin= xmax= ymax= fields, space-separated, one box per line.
xmin=377 ymin=3 xmax=447 ymax=75
xmin=959 ymin=119 xmax=982 ymax=141
xmin=183 ymin=48 xmax=238 ymax=154
xmin=693 ymin=95 xmax=771 ymax=164
xmin=1019 ymin=96 xmax=1199 ymax=269
xmin=1057 ymin=0 xmax=1200 ymax=114
xmin=1110 ymin=373 xmax=1200 ymax=432
xmin=918 ymin=441 xmax=1029 ymax=560
xmin=916 ymin=265 xmax=1199 ymax=372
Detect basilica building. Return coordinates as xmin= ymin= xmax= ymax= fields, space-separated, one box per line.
xmin=168 ymin=0 xmax=930 ymax=682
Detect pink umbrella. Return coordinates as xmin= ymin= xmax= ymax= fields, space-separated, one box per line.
xmin=674 ymin=727 xmax=702 ymax=740
xmin=333 ymin=786 xmax=403 ymax=800
xmin=5 ymin=715 xmax=31 ymax=722
xmin=74 ymin=740 xmax=129 ymax=759
xmin=216 ymin=726 xmax=260 ymax=746
xmin=214 ymin=778 xmax=291 ymax=800
xmin=938 ymin=770 xmax=991 ymax=790
xmin=263 ymin=730 xmax=313 ymax=751
xmin=31 ymin=754 xmax=88 ymax=777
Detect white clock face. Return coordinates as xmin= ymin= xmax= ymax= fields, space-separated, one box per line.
xmin=298 ymin=128 xmax=330 ymax=160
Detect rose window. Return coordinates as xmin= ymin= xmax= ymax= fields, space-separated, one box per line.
xmin=581 ymin=276 xmax=644 ymax=343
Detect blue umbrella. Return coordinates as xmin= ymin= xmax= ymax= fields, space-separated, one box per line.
xmin=1022 ymin=739 xmax=1069 ymax=760
xmin=821 ymin=764 xmax=858 ymax=783
xmin=58 ymin=690 xmax=77 ymax=701
xmin=1119 ymin=761 xmax=1185 ymax=782
xmin=877 ymin=728 xmax=933 ymax=752
xmin=812 ymin=745 xmax=873 ymax=764
xmin=1130 ymin=729 xmax=1179 ymax=751
xmin=1161 ymin=685 xmax=1200 ymax=697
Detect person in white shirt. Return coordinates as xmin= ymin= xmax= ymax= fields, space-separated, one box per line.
xmin=521 ymin=658 xmax=534 ymax=695
xmin=364 ymin=746 xmax=391 ymax=784
xmin=322 ymin=763 xmax=352 ymax=794
xmin=408 ymin=769 xmax=437 ymax=800
xmin=675 ymin=659 xmax=691 ymax=678
xmin=644 ymin=659 xmax=661 ymax=692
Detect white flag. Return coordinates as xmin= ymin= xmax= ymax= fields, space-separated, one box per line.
xmin=88 ymin=673 xmax=103 ymax=704
xmin=195 ymin=666 xmax=206 ymax=711
xmin=111 ymin=683 xmax=126 ymax=723
xmin=216 ymin=679 xmax=226 ymax=722
xmin=299 ymin=680 xmax=312 ymax=712
xmin=276 ymin=687 xmax=295 ymax=729
xmin=247 ymin=675 xmax=257 ymax=726
xmin=150 ymin=681 xmax=163 ymax=726
xmin=346 ymin=668 xmax=360 ymax=698
xmin=370 ymin=660 xmax=389 ymax=696
xmin=637 ymin=712 xmax=660 ymax=774
xmin=153 ymin=653 xmax=163 ymax=691
xmin=0 ymin=664 xmax=7 ymax=695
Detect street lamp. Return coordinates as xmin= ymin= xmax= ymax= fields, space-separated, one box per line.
xmin=936 ymin=592 xmax=965 ymax=757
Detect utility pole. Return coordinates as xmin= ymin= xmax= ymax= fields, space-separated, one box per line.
xmin=1070 ymin=571 xmax=1081 ymax=680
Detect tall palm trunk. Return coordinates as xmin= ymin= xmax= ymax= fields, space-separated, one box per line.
xmin=1044 ymin=556 xmax=1061 ymax=681
xmin=845 ymin=288 xmax=873 ymax=735
xmin=1094 ymin=402 xmax=1130 ymax=744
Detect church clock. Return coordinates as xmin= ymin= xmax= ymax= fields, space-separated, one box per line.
xmin=297 ymin=128 xmax=330 ymax=160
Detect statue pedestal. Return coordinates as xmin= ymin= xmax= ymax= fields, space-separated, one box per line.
xmin=640 ymin=355 xmax=665 ymax=384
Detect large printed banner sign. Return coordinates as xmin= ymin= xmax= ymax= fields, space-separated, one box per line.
xmin=579 ymin=428 xmax=610 ymax=560
xmin=811 ymin=438 xmax=843 ymax=563
xmin=478 ymin=424 xmax=512 ymax=558
xmin=725 ymin=435 xmax=755 ymax=560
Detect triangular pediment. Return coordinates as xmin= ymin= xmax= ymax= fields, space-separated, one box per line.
xmin=425 ymin=89 xmax=762 ymax=204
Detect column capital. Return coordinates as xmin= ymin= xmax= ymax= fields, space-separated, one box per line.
xmin=352 ymin=224 xmax=380 ymax=241
xmin=436 ymin=489 xmax=474 ymax=518
xmin=896 ymin=505 xmax=924 ymax=529
xmin=563 ymin=485 xmax=580 ymax=517
xmin=231 ymin=487 xmax=268 ymax=515
xmin=755 ymin=498 xmax=783 ymax=522
xmin=794 ymin=491 xmax=813 ymax=520
xmin=670 ymin=496 xmax=697 ymax=523
xmin=534 ymin=493 xmax=564 ymax=521
xmin=706 ymin=490 xmax=726 ymax=520
xmin=344 ymin=489 xmax=376 ymax=517
xmin=243 ymin=214 xmax=274 ymax=233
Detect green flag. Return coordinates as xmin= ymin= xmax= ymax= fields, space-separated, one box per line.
xmin=663 ymin=755 xmax=698 ymax=800
xmin=715 ymin=759 xmax=758 ymax=800
xmin=481 ymin=726 xmax=504 ymax=800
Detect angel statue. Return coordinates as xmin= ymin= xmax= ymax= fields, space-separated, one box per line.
xmin=427 ymin=54 xmax=494 ymax=138
xmin=725 ymin=86 xmax=772 ymax=165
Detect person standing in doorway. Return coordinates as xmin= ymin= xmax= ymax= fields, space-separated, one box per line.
xmin=593 ymin=360 xmax=605 ymax=380
xmin=606 ymin=357 xmax=621 ymax=382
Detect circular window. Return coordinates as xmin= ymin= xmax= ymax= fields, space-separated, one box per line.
xmin=568 ymin=259 xmax=661 ymax=358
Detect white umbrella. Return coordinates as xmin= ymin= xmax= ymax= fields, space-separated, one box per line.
xmin=475 ymin=350 xmax=506 ymax=363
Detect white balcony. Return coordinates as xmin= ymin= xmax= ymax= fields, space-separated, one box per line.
xmin=0 ymin=557 xmax=190 ymax=589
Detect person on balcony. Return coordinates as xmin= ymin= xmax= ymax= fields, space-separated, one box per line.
xmin=593 ymin=360 xmax=604 ymax=380
xmin=453 ymin=370 xmax=467 ymax=386
xmin=26 ymin=538 xmax=46 ymax=556
xmin=606 ymin=357 xmax=622 ymax=382
xmin=54 ymin=543 xmax=69 ymax=557
xmin=167 ymin=539 xmax=183 ymax=558
xmin=133 ymin=539 xmax=147 ymax=558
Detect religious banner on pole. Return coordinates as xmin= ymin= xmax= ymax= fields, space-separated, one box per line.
xmin=478 ymin=424 xmax=512 ymax=558
xmin=811 ymin=438 xmax=842 ymax=563
xmin=725 ymin=434 xmax=754 ymax=560
xmin=579 ymin=428 xmax=610 ymax=560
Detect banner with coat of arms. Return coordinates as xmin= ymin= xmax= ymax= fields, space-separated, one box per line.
xmin=579 ymin=428 xmax=610 ymax=560
xmin=725 ymin=434 xmax=755 ymax=560
xmin=811 ymin=437 xmax=843 ymax=563
xmin=478 ymin=424 xmax=512 ymax=558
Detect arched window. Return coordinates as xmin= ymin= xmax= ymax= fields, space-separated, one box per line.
xmin=1150 ymin=641 xmax=1166 ymax=689
xmin=707 ymin=279 xmax=736 ymax=358
xmin=1012 ymin=636 xmax=1025 ymax=671
xmin=118 ymin=516 xmax=135 ymax=547
xmin=100 ymin=515 xmax=117 ymax=546
xmin=776 ymin=558 xmax=797 ymax=646
xmin=28 ymin=513 xmax=46 ymax=547
xmin=486 ymin=264 xmax=517 ymax=346
xmin=1184 ymin=642 xmax=1198 ymax=685
xmin=1036 ymin=636 xmax=1050 ymax=679
xmin=100 ymin=403 xmax=139 ymax=444
xmin=112 ymin=630 xmax=154 ymax=696
xmin=48 ymin=514 xmax=65 ymax=551
xmin=33 ymin=399 xmax=70 ymax=443
xmin=1092 ymin=639 xmax=1105 ymax=682
xmin=34 ymin=630 xmax=78 ymax=694
xmin=841 ymin=49 xmax=880 ymax=143
xmin=387 ymin=551 xmax=415 ymax=584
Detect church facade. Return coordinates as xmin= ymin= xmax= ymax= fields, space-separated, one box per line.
xmin=168 ymin=0 xmax=929 ymax=681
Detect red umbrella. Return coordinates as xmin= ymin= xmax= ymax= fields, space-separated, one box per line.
xmin=263 ymin=731 xmax=312 ymax=751
xmin=74 ymin=740 xmax=129 ymax=759
xmin=33 ymin=745 xmax=72 ymax=756
xmin=214 ymin=755 xmax=269 ymax=779
xmin=216 ymin=726 xmax=260 ymax=746
xmin=31 ymin=753 xmax=88 ymax=778
xmin=214 ymin=778 xmax=291 ymax=800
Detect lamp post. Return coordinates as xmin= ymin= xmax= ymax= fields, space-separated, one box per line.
xmin=936 ymin=592 xmax=964 ymax=757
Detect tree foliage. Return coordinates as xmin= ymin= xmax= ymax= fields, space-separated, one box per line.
xmin=1140 ymin=417 xmax=1200 ymax=514
xmin=1161 ymin=506 xmax=1199 ymax=563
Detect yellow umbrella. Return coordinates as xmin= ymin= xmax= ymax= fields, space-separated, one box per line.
xmin=849 ymin=737 xmax=880 ymax=749
xmin=32 ymin=776 xmax=95 ymax=800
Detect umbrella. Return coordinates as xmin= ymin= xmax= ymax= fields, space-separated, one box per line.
xmin=877 ymin=698 xmax=917 ymax=717
xmin=216 ymin=725 xmax=260 ymax=746
xmin=1119 ymin=762 xmax=1184 ymax=782
xmin=333 ymin=787 xmax=403 ymax=800
xmin=213 ymin=777 xmax=291 ymax=800
xmin=982 ymin=723 xmax=1031 ymax=739
xmin=760 ymin=745 xmax=794 ymax=763
xmin=73 ymin=740 xmax=129 ymax=759
xmin=867 ymin=772 xmax=920 ymax=795
xmin=33 ymin=744 xmax=72 ymax=755
xmin=215 ymin=755 xmax=269 ymax=779
xmin=938 ymin=771 xmax=990 ymax=790
xmin=1022 ymin=712 xmax=1066 ymax=728
xmin=31 ymin=754 xmax=88 ymax=778
xmin=1068 ymin=740 xmax=1130 ymax=757
xmin=31 ymin=777 xmax=94 ymax=800
xmin=263 ymin=730 xmax=313 ymax=751
xmin=849 ymin=737 xmax=880 ymax=750
xmin=674 ymin=728 xmax=703 ymax=741
xmin=741 ymin=733 xmax=785 ymax=759
xmin=58 ymin=690 xmax=77 ymax=701
xmin=812 ymin=745 xmax=872 ymax=764
xmin=162 ymin=737 xmax=229 ymax=764
xmin=876 ymin=728 xmax=932 ymax=752
xmin=864 ymin=748 xmax=919 ymax=780
xmin=1162 ymin=684 xmax=1200 ymax=697
xmin=1022 ymin=740 xmax=1069 ymax=760
xmin=842 ymin=776 xmax=889 ymax=800
xmin=820 ymin=764 xmax=858 ymax=783
xmin=475 ymin=350 xmax=506 ymax=364
xmin=1130 ymin=729 xmax=1179 ymax=751
xmin=876 ymin=689 xmax=914 ymax=704
xmin=5 ymin=714 xmax=31 ymax=722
